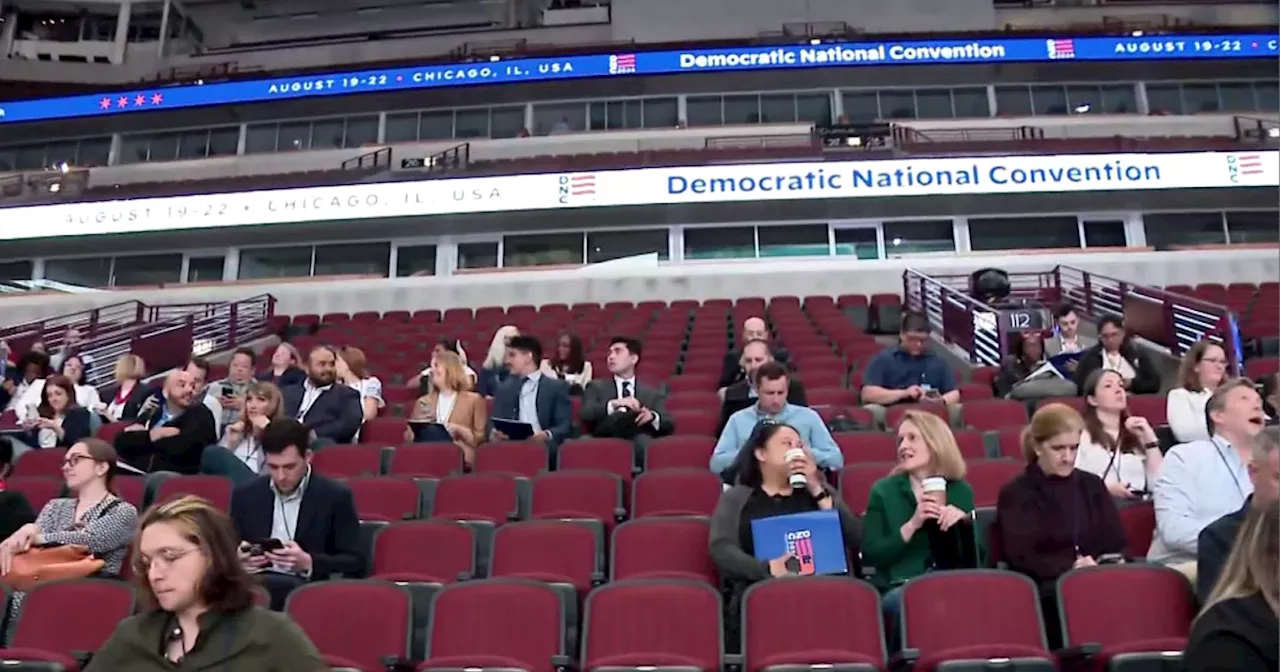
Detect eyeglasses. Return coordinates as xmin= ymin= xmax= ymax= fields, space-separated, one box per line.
xmin=61 ymin=454 xmax=96 ymax=468
xmin=134 ymin=546 xmax=199 ymax=573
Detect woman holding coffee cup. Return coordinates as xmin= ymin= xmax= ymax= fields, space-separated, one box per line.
xmin=863 ymin=410 xmax=975 ymax=634
xmin=709 ymin=421 xmax=862 ymax=640
xmin=997 ymin=403 xmax=1127 ymax=589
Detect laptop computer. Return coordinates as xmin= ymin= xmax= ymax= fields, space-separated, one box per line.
xmin=750 ymin=509 xmax=849 ymax=576
xmin=407 ymin=422 xmax=452 ymax=443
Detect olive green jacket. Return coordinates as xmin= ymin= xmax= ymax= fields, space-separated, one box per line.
xmin=85 ymin=606 xmax=326 ymax=672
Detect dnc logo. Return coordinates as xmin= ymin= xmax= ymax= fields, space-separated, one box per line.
xmin=1225 ymin=154 xmax=1264 ymax=184
xmin=557 ymin=174 xmax=598 ymax=205
xmin=784 ymin=529 xmax=817 ymax=575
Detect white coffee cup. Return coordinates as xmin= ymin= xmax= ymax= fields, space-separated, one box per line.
xmin=921 ymin=476 xmax=947 ymax=504
xmin=784 ymin=448 xmax=808 ymax=488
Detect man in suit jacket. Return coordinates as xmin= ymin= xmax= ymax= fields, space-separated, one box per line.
xmin=718 ymin=317 xmax=791 ymax=390
xmin=230 ymin=418 xmax=363 ymax=610
xmin=580 ymin=336 xmax=674 ymax=440
xmin=717 ymin=339 xmax=808 ymax=437
xmin=1045 ymin=304 xmax=1092 ymax=358
xmin=114 ymin=369 xmax=217 ymax=474
xmin=488 ymin=335 xmax=573 ymax=450
xmin=281 ymin=345 xmax=364 ymax=445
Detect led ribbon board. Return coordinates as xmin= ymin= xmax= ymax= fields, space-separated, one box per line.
xmin=0 ymin=34 xmax=1273 ymax=124
xmin=1 ymin=150 xmax=1275 ymax=241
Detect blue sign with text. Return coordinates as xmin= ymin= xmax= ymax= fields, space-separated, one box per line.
xmin=0 ymin=33 xmax=1273 ymax=125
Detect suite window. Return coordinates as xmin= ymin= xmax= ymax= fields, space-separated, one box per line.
xmin=758 ymin=224 xmax=828 ymax=257
xmin=395 ymin=244 xmax=438 ymax=277
xmin=969 ymin=216 xmax=1080 ymax=251
xmin=842 ymin=91 xmax=881 ymax=121
xmin=879 ymin=90 xmax=915 ymax=119
xmin=685 ymin=96 xmax=724 ymax=126
xmin=1030 ymin=86 xmax=1069 ymax=115
xmin=384 ymin=112 xmax=422 ymax=142
xmin=994 ymin=86 xmax=1033 ymax=116
xmin=0 ymin=260 xmax=33 ymax=282
xmin=343 ymin=115 xmax=380 ymax=147
xmin=684 ymin=226 xmax=756 ymax=260
xmin=1143 ymin=212 xmax=1227 ymax=249
xmin=186 ymin=256 xmax=225 ymax=283
xmin=457 ymin=242 xmax=499 ymax=270
xmin=589 ymin=99 xmax=644 ymax=130
xmin=532 ymin=103 xmax=586 ymax=136
xmin=882 ymin=220 xmax=955 ymax=256
xmin=44 ymin=257 xmax=112 ymax=288
xmin=587 ymin=229 xmax=669 ymax=263
xmin=1082 ymin=220 xmax=1127 ymax=248
xmin=503 ymin=233 xmax=584 ymax=267
xmin=834 ymin=228 xmax=879 ymax=259
xmin=1226 ymin=211 xmax=1280 ymax=244
xmin=953 ymin=87 xmax=991 ymax=117
xmin=111 ymin=253 xmax=182 ymax=287
xmin=238 ymin=245 xmax=313 ymax=280
xmin=314 ymin=242 xmax=390 ymax=277
xmin=795 ymin=93 xmax=833 ymax=125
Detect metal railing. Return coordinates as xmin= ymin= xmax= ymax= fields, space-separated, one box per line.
xmin=903 ymin=269 xmax=1003 ymax=366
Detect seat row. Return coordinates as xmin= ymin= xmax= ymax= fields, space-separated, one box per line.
xmin=0 ymin=567 xmax=1195 ymax=672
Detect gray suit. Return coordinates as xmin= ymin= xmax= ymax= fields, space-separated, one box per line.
xmin=1044 ymin=334 xmax=1091 ymax=357
xmin=579 ymin=378 xmax=674 ymax=438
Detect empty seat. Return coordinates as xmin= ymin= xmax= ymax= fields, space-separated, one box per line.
xmin=286 ymin=580 xmax=413 ymax=671
xmin=491 ymin=520 xmax=601 ymax=592
xmin=530 ymin=470 xmax=623 ymax=528
xmin=644 ymin=436 xmax=715 ymax=470
xmin=0 ymin=579 xmax=134 ymax=669
xmin=631 ymin=469 xmax=722 ymax=518
xmin=834 ymin=432 xmax=899 ymax=465
xmin=962 ymin=400 xmax=1028 ymax=431
xmin=901 ymin=570 xmax=1053 ymax=671
xmin=389 ymin=444 xmax=465 ymax=478
xmin=372 ymin=520 xmax=477 ymax=583
xmin=419 ymin=579 xmax=565 ymax=672
xmin=743 ymin=576 xmax=886 ymax=672
xmin=313 ymin=445 xmax=387 ymax=477
xmin=1057 ymin=565 xmax=1195 ymax=670
xmin=6 ymin=477 xmax=63 ymax=513
xmin=347 ymin=476 xmax=422 ymax=521
xmin=558 ymin=438 xmax=635 ymax=486
xmin=153 ymin=475 xmax=233 ymax=511
xmin=13 ymin=448 xmax=68 ymax=478
xmin=611 ymin=517 xmax=717 ymax=585
xmin=361 ymin=418 xmax=408 ymax=445
xmin=475 ymin=441 xmax=548 ymax=478
xmin=582 ymin=579 xmax=723 ymax=672
xmin=965 ymin=460 xmax=1025 ymax=508
xmin=432 ymin=473 xmax=524 ymax=525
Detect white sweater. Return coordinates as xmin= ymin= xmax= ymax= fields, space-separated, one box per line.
xmin=1166 ymin=388 xmax=1212 ymax=444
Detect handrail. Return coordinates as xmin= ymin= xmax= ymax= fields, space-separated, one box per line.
xmin=902 ymin=268 xmax=1003 ymax=366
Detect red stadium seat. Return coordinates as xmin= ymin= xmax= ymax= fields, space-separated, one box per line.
xmin=389 ymin=444 xmax=465 ymax=478
xmin=962 ymin=400 xmax=1029 ymax=431
xmin=1057 ymin=565 xmax=1195 ymax=669
xmin=644 ymin=436 xmax=715 ymax=470
xmin=834 ymin=432 xmax=898 ymax=465
xmin=1118 ymin=501 xmax=1156 ymax=560
xmin=372 ymin=520 xmax=476 ymax=583
xmin=5 ymin=477 xmax=63 ymax=512
xmin=630 ymin=469 xmax=722 ymax=518
xmin=475 ymin=441 xmax=548 ymax=478
xmin=0 ymin=579 xmax=135 ymax=671
xmin=530 ymin=470 xmax=624 ymax=527
xmin=743 ymin=577 xmax=885 ymax=672
xmin=312 ymin=444 xmax=387 ymax=477
xmin=491 ymin=520 xmax=601 ymax=591
xmin=347 ymin=476 xmax=422 ymax=521
xmin=838 ymin=463 xmax=894 ymax=515
xmin=953 ymin=430 xmax=990 ymax=460
xmin=153 ymin=475 xmax=233 ymax=512
xmin=361 ymin=418 xmax=407 ymax=445
xmin=419 ymin=580 xmax=565 ymax=672
xmin=558 ymin=438 xmax=635 ymax=486
xmin=13 ymin=449 xmax=67 ymax=478
xmin=582 ymin=580 xmax=723 ymax=672
xmin=610 ymin=517 xmax=717 ymax=585
xmin=286 ymin=580 xmax=413 ymax=671
xmin=431 ymin=473 xmax=525 ymax=525
xmin=966 ymin=460 xmax=1025 ymax=507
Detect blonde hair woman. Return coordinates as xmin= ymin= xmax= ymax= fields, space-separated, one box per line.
xmin=199 ymin=381 xmax=284 ymax=485
xmin=105 ymin=354 xmax=146 ymax=422
xmin=863 ymin=409 xmax=975 ymax=630
xmin=86 ymin=496 xmax=324 ymax=669
xmin=405 ymin=351 xmax=487 ymax=465
xmin=997 ymin=404 xmax=1127 ymax=586
xmin=1184 ymin=502 xmax=1278 ymax=671
xmin=336 ymin=346 xmax=384 ymax=423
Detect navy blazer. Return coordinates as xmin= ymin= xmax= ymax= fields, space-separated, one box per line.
xmin=281 ymin=383 xmax=363 ymax=444
xmin=23 ymin=407 xmax=93 ymax=449
xmin=257 ymin=367 xmax=306 ymax=388
xmin=488 ymin=374 xmax=574 ymax=445
xmin=228 ymin=472 xmax=364 ymax=579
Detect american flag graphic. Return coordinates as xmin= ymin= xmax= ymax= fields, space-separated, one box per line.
xmin=568 ymin=174 xmax=597 ymax=196
xmin=1237 ymin=154 xmax=1265 ymax=175
xmin=787 ymin=535 xmax=817 ymax=575
xmin=1046 ymin=39 xmax=1076 ymax=60
xmin=609 ymin=53 xmax=637 ymax=75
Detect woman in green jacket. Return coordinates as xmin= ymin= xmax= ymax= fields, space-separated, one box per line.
xmin=86 ymin=495 xmax=325 ymax=672
xmin=862 ymin=410 xmax=975 ymax=638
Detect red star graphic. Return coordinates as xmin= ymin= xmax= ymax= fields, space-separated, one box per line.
xmin=150 ymin=93 xmax=163 ymax=105
xmin=134 ymin=94 xmax=146 ymax=106
xmin=99 ymin=97 xmax=111 ymax=110
xmin=116 ymin=96 xmax=129 ymax=108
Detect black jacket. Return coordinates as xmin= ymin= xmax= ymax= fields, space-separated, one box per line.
xmin=113 ymin=403 xmax=217 ymax=474
xmin=228 ymin=472 xmax=364 ymax=580
xmin=1184 ymin=592 xmax=1278 ymax=672
xmin=257 ymin=367 xmax=307 ymax=388
xmin=1072 ymin=342 xmax=1161 ymax=395
xmin=1197 ymin=499 xmax=1249 ymax=602
xmin=281 ymin=383 xmax=363 ymax=444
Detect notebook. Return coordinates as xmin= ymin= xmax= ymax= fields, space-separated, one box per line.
xmin=491 ymin=418 xmax=535 ymax=441
xmin=750 ymin=509 xmax=849 ymax=576
xmin=408 ymin=422 xmax=452 ymax=443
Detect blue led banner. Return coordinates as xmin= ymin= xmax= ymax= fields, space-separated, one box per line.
xmin=0 ymin=33 xmax=1273 ymax=125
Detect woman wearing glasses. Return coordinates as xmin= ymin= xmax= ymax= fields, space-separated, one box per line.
xmin=87 ymin=495 xmax=324 ymax=670
xmin=0 ymin=438 xmax=138 ymax=641
xmin=1167 ymin=340 xmax=1229 ymax=444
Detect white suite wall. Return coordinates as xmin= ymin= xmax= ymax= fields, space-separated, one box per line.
xmin=0 ymin=248 xmax=1274 ymax=326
